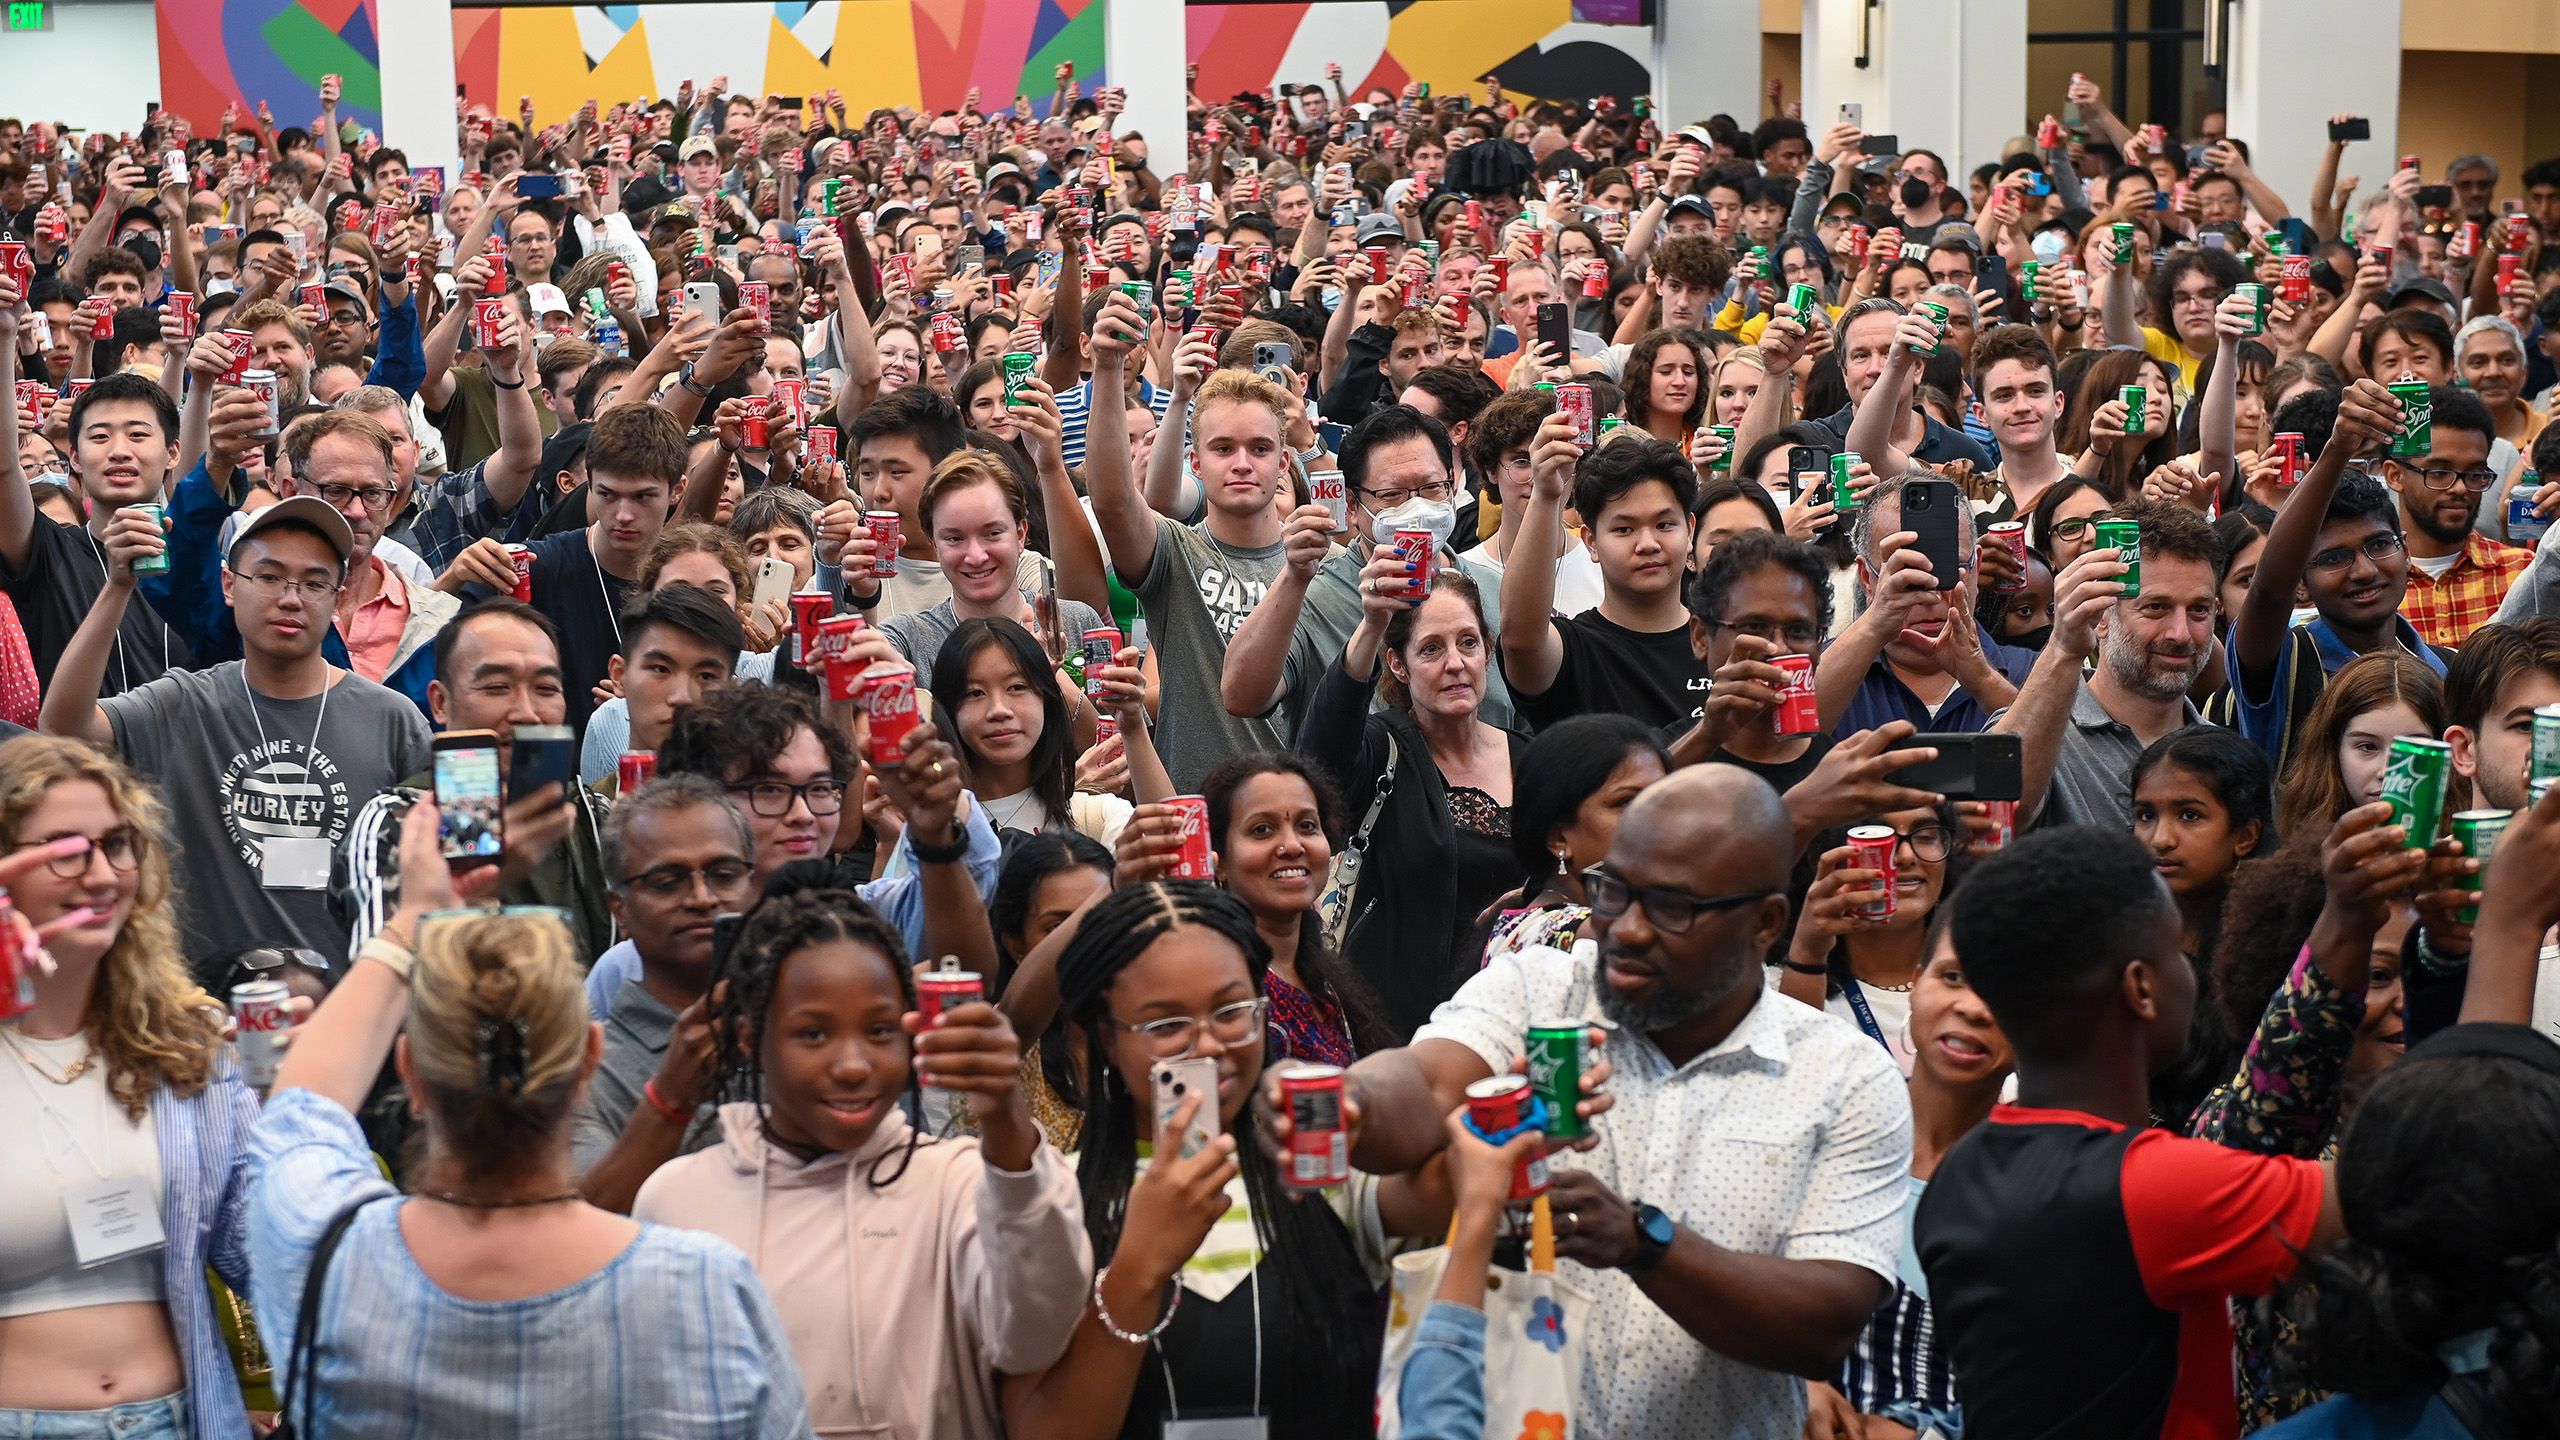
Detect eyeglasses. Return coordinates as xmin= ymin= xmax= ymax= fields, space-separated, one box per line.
xmin=238 ymin=944 xmax=328 ymax=974
xmin=1582 ymin=865 xmax=1774 ymax=935
xmin=1359 ymin=479 xmax=1455 ymax=508
xmin=313 ymin=482 xmax=398 ymax=512
xmin=1706 ymin=615 xmax=1824 ymax=650
xmin=1892 ymin=823 xmax=1957 ymax=863
xmin=229 ymin=569 xmax=341 ymax=602
xmin=2400 ymin=464 xmax=2501 ymax=492
xmin=12 ymin=828 xmax=144 ymax=878
xmin=2048 ymin=512 xmax=2114 ymax=542
xmin=727 ymin=779 xmax=848 ymax=817
xmin=1107 ymin=996 xmax=1270 ymax=1059
xmin=619 ymin=857 xmax=756 ymax=899
xmin=2306 ymin=531 xmax=2407 ymax=573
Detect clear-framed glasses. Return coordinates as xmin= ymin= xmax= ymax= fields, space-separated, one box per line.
xmin=619 ymin=858 xmax=755 ymax=900
xmin=1359 ymin=478 xmax=1456 ymax=508
xmin=2305 ymin=531 xmax=2406 ymax=573
xmin=1108 ymin=996 xmax=1271 ymax=1059
xmin=228 ymin=568 xmax=341 ymax=601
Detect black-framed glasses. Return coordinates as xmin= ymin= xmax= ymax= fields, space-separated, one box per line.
xmin=1706 ymin=615 xmax=1824 ymax=650
xmin=2048 ymin=512 xmax=2114 ymax=542
xmin=1358 ymin=479 xmax=1455 ymax=508
xmin=312 ymin=482 xmax=397 ymax=512
xmin=1107 ymin=996 xmax=1270 ymax=1059
xmin=618 ymin=857 xmax=755 ymax=899
xmin=1582 ymin=865 xmax=1773 ymax=935
xmin=2401 ymin=464 xmax=2501 ymax=492
xmin=1892 ymin=823 xmax=1957 ymax=863
xmin=2306 ymin=531 xmax=2407 ymax=573
xmin=727 ymin=779 xmax=848 ymax=817
xmin=12 ymin=828 xmax=144 ymax=879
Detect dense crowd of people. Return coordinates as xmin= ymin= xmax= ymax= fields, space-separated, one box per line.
xmin=4 ymin=56 xmax=2560 ymax=1440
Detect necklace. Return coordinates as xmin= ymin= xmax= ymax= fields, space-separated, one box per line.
xmin=412 ymin=1188 xmax=584 ymax=1209
xmin=1864 ymin=977 xmax=1915 ymax=994
xmin=0 ymin=1027 xmax=95 ymax=1085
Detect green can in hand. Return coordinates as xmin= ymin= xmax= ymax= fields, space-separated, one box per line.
xmin=2381 ymin=736 xmax=2453 ymax=849
xmin=2388 ymin=380 xmax=2434 ymax=458
xmin=128 ymin=503 xmax=168 ymax=576
xmin=1525 ymin=1021 xmax=1588 ymax=1139
xmin=2095 ymin=518 xmax=2141 ymax=595
xmin=1831 ymin=451 xmax=1862 ymax=515
xmin=2451 ymin=808 xmax=2511 ymax=923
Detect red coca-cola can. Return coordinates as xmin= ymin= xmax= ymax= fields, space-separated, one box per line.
xmin=1464 ymin=199 xmax=1486 ymax=234
xmin=1581 ymin=262 xmax=1607 ymax=299
xmin=2499 ymin=253 xmax=2523 ymax=292
xmin=771 ymin=379 xmax=806 ymax=427
xmin=1363 ymin=245 xmax=1391 ymax=284
xmin=370 ymin=202 xmax=400 ymax=243
xmin=2270 ymin=432 xmax=2305 ymax=488
xmin=0 ymin=242 xmax=30 ymax=294
xmin=991 ymin=272 xmax=1014 ymax=300
xmin=1846 ymin=824 xmax=1899 ymax=921
xmin=2508 ymin=221 xmax=2533 ymax=254
xmin=1488 ymin=255 xmax=1511 ymax=290
xmin=804 ymin=425 xmax=837 ymax=467
xmin=505 ymin=543 xmax=533 ymax=602
xmin=865 ymin=509 xmax=901 ymax=578
xmin=914 ymin=962 xmax=985 ymax=1028
xmin=860 ymin=667 xmax=922 ymax=767
xmin=1095 ymin=713 xmax=1120 ymax=744
xmin=1979 ymin=800 xmax=2016 ymax=851
xmin=1281 ymin=1064 xmax=1350 ymax=1189
xmin=1392 ymin=528 xmax=1435 ymax=603
xmin=165 ymin=292 xmax=196 ymax=339
xmin=740 ymin=396 xmax=772 ymax=448
xmin=472 ymin=296 xmax=509 ymax=350
xmin=618 ymin=750 xmax=658 ymax=791
xmin=1077 ymin=628 xmax=1123 ymax=700
xmin=13 ymin=378 xmax=38 ymax=415
xmin=1843 ymin=224 xmax=1871 ymax=263
xmin=738 ymin=280 xmax=772 ymax=325
xmin=89 ymin=303 xmax=114 ymax=340
xmin=1556 ymin=383 xmax=1595 ymax=448
xmin=1772 ymin=653 xmax=1820 ymax=735
xmin=817 ymin=614 xmax=869 ymax=695
xmin=297 ymin=281 xmax=325 ymax=313
xmin=2462 ymin=220 xmax=2483 ymax=255
xmin=1165 ymin=794 xmax=1214 ymax=879
xmin=1400 ymin=274 xmax=1429 ymax=308
xmin=1985 ymin=520 xmax=2028 ymax=592
xmin=790 ymin=590 xmax=835 ymax=667
xmin=2038 ymin=116 xmax=2063 ymax=150
xmin=2279 ymin=253 xmax=2312 ymax=305
xmin=928 ymin=311 xmax=965 ymax=353
xmin=1463 ymin=1074 xmax=1550 ymax=1203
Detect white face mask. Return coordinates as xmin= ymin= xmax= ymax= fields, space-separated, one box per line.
xmin=1369 ymin=493 xmax=1457 ymax=550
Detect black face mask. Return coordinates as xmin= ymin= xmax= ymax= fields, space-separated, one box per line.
xmin=2005 ymin=622 xmax=2053 ymax=651
xmin=1900 ymin=178 xmax=1935 ymax=211
xmin=122 ymin=235 xmax=163 ymax=273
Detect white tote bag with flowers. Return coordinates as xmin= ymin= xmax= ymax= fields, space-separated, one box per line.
xmin=1375 ymin=1194 xmax=1588 ymax=1440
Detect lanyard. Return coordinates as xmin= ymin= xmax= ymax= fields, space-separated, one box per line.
xmin=1155 ymin=1268 xmax=1260 ymax=1420
xmin=81 ymin=528 xmax=171 ymax=691
xmin=590 ymin=542 xmax=624 ymax=649
xmin=240 ymin=664 xmax=332 ymax=765
xmin=1839 ymin=977 xmax=1892 ymax=1053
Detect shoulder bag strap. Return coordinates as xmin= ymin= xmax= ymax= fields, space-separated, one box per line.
xmin=1320 ymin=733 xmax=1399 ymax=949
xmin=275 ymin=1197 xmax=379 ymax=1440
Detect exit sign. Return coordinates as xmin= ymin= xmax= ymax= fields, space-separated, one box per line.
xmin=6 ymin=2 xmax=44 ymax=31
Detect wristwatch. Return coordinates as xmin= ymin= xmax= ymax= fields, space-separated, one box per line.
xmin=1620 ymin=1203 xmax=1675 ymax=1273
xmin=676 ymin=361 xmax=716 ymax=397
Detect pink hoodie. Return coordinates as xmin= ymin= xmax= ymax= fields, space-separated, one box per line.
xmin=634 ymin=1101 xmax=1091 ymax=1438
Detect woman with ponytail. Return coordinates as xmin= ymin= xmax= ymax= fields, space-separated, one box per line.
xmin=1000 ymin=881 xmax=1452 ymax=1440
xmin=244 ymin=804 xmax=808 ymax=1436
xmin=635 ymin=884 xmax=1090 ymax=1439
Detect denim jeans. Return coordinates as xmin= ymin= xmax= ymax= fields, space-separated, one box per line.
xmin=0 ymin=1392 xmax=188 ymax=1440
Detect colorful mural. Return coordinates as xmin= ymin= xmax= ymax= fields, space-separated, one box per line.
xmin=158 ymin=0 xmax=385 ymax=135
xmin=1185 ymin=1 xmax=1651 ymax=112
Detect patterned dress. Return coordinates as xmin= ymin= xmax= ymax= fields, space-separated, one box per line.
xmin=1267 ymin=969 xmax=1356 ymax=1067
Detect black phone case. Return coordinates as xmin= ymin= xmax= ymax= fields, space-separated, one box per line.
xmin=1536 ymin=303 xmax=1573 ymax=361
xmin=1905 ymin=480 xmax=1964 ymax=590
xmin=1886 ymin=733 xmax=2023 ymax=802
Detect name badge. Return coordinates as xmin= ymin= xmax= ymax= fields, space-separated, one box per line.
xmin=1164 ymin=1421 xmax=1265 ymax=1440
xmin=261 ymin=835 xmax=333 ymax=890
xmin=65 ymin=1176 xmax=166 ymax=1268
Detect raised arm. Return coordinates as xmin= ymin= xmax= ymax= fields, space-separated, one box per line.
xmin=479 ymin=305 xmax=543 ymax=512
xmin=1144 ymin=332 xmax=1210 ymax=518
xmin=2463 ymin=781 xmax=2560 ymax=1025
xmin=1219 ymin=504 xmax=1333 ymax=719
xmin=2235 ymin=379 xmax=2398 ymax=686
xmin=2194 ymin=293 xmax=2250 ymax=502
xmin=1080 ymin=289 xmax=1161 ymax=586
xmin=36 ymin=517 xmax=159 ymax=746
xmin=1040 ymin=220 xmax=1086 ymax=395
xmin=1995 ymin=547 xmax=2125 ymax=828
xmin=2308 ymin=248 xmax=2389 ymax=372
xmin=1495 ymin=411 xmax=1580 ymax=698
xmin=1843 ymin=308 xmax=1941 ymax=477
xmin=0 ymin=276 xmax=36 ymax=574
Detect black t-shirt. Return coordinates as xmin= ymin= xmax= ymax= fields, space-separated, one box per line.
xmin=515 ymin=529 xmax=628 ymax=731
xmin=1509 ymin=610 xmax=1712 ymax=734
xmin=2 ymin=511 xmax=190 ymax=695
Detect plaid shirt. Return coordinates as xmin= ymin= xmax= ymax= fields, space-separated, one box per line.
xmin=2401 ymin=532 xmax=2533 ymax=647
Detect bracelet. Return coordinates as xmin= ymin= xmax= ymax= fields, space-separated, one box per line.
xmin=488 ymin=372 xmax=525 ymax=390
xmin=1783 ymin=958 xmax=1829 ymax=976
xmin=908 ymin=825 xmax=971 ymax=865
xmin=1091 ymin=1265 xmax=1180 ymax=1344
xmin=358 ymin=933 xmax=416 ymax=982
xmin=642 ymin=1077 xmax=692 ymax=1124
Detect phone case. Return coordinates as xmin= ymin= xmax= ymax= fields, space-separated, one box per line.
xmin=1152 ymin=1058 xmax=1220 ymax=1160
xmin=1903 ymin=480 xmax=1964 ymax=590
xmin=751 ymin=558 xmax=795 ymax=609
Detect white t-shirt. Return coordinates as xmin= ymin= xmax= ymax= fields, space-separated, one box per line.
xmin=1459 ymin=537 xmax=1606 ymax=618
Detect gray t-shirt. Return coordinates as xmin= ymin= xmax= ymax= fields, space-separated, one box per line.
xmin=105 ymin=662 xmax=430 ymax=980
xmin=571 ymin=977 xmax=717 ymax=1178
xmin=1267 ymin=541 xmax=1515 ymax=739
xmin=2004 ymin=677 xmax=2200 ymax=831
xmin=883 ymin=594 xmax=1107 ymax=683
xmin=1124 ymin=516 xmax=1285 ymax=792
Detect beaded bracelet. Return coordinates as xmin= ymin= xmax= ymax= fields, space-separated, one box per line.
xmin=1091 ymin=1265 xmax=1181 ymax=1344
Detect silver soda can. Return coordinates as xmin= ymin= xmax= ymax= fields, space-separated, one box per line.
xmin=230 ymin=978 xmax=293 ymax=1089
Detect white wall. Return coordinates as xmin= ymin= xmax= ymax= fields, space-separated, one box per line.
xmin=1 ymin=0 xmax=161 ymax=136
xmin=2226 ymin=0 xmax=2402 ymax=214
xmin=1655 ymin=0 xmax=1762 ymax=131
xmin=1802 ymin=0 xmax=2026 ymax=180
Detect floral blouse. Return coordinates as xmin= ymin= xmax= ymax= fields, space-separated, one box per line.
xmin=1268 ymin=969 xmax=1356 ymax=1068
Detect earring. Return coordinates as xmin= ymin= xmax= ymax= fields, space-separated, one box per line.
xmin=1554 ymin=847 xmax=1570 ymax=876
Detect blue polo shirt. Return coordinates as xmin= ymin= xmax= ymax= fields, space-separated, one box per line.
xmin=1835 ymin=637 xmax=2041 ymax=738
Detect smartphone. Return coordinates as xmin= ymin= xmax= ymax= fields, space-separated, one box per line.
xmin=516 ymin=173 xmax=566 ymax=199
xmin=955 ymin=243 xmax=985 ymax=274
xmin=1863 ymin=134 xmax=1900 ymax=157
xmin=2023 ymin=170 xmax=2053 ymax=197
xmin=1151 ymin=1057 xmax=1221 ymax=1161
xmin=1343 ymin=121 xmax=1369 ymax=143
xmin=750 ymin=556 xmax=795 ymax=610
xmin=773 ymin=95 xmax=803 ymax=110
xmin=432 ymin=730 xmax=506 ymax=869
xmin=1976 ymin=254 xmax=2011 ymax=305
xmin=1252 ymin=341 xmax=1295 ymax=385
xmin=2415 ymin=185 xmax=2454 ymax=213
xmin=1318 ymin=420 xmax=1350 ymax=454
xmin=2201 ymin=231 xmax=2229 ymax=250
xmin=1884 ymin=732 xmax=2024 ymax=802
xmin=1787 ymin=446 xmax=1828 ymax=501
xmin=1838 ymin=102 xmax=1863 ymax=131
xmin=1901 ymin=478 xmax=1964 ymax=591
xmin=1535 ymin=301 xmax=1573 ymax=363
xmin=2329 ymin=117 xmax=2371 ymax=143
xmin=508 ymin=724 xmax=577 ymax=803
xmin=682 ymin=281 xmax=724 ymax=318
xmin=2186 ymin=143 xmax=2216 ymax=170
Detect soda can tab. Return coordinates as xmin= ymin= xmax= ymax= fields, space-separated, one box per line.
xmin=914 ymin=957 xmax=985 ymax=1031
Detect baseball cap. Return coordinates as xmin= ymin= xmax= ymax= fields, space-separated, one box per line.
xmin=1666 ymin=195 xmax=1714 ymax=222
xmin=232 ymin=496 xmax=356 ymax=568
xmin=677 ymin=134 xmax=719 ymax=163
xmin=525 ymin=282 xmax=572 ymax=318
xmin=320 ymin=278 xmax=373 ymax=318
xmin=2384 ymin=276 xmax=2459 ymax=311
xmin=1354 ymin=213 xmax=1406 ymax=245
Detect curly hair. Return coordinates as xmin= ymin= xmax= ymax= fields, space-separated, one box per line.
xmin=1621 ymin=327 xmax=1711 ymax=434
xmin=0 ymin=737 xmax=225 ymax=1119
xmin=640 ymin=520 xmax=750 ymax=597
xmin=709 ymin=884 xmax=924 ymax=1187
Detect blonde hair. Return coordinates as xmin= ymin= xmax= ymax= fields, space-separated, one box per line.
xmin=406 ymin=910 xmax=589 ymax=1178
xmin=0 ymin=737 xmax=224 ymax=1118
xmin=1191 ymin=370 xmax=1291 ymax=431
xmin=920 ymin=448 xmax=1029 ymax=535
xmin=640 ymin=521 xmax=750 ymax=595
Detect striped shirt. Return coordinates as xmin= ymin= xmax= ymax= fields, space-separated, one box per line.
xmin=150 ymin=1063 xmax=264 ymax=1440
xmin=1108 ymin=1145 xmax=1391 ymax=1301
xmin=245 ymin=1088 xmax=812 ymax=1438
xmin=1056 ymin=376 xmax=1175 ymax=471
xmin=1835 ymin=1178 xmax=1959 ymax=1425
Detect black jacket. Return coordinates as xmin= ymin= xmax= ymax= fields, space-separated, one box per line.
xmin=1316 ymin=322 xmax=1397 ymax=429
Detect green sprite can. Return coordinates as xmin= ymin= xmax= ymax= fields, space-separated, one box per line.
xmin=129 ymin=502 xmax=168 ymax=576
xmin=2451 ymin=808 xmax=2511 ymax=924
xmin=1787 ymin=281 xmax=1820 ymax=318
xmin=2532 ymin=703 xmax=2560 ymax=783
xmin=2112 ymin=220 xmax=2134 ymax=262
xmin=2021 ymin=259 xmax=2042 ymax=304
xmin=1831 ymin=451 xmax=1862 ymax=515
xmin=2264 ymin=232 xmax=2288 ymax=258
xmin=1598 ymin=415 xmax=1625 ymax=441
xmin=1524 ymin=1021 xmax=1588 ymax=1139
xmin=2236 ymin=282 xmax=2268 ymax=335
xmin=2388 ymin=380 xmax=2433 ymax=458
xmin=1420 ymin=239 xmax=1440 ymax=269
xmin=1914 ymin=301 xmax=1949 ymax=356
xmin=1708 ymin=424 xmax=1735 ymax=472
xmin=2381 ymin=736 xmax=2453 ymax=848
xmin=2120 ymin=384 xmax=2148 ymax=428
xmin=1535 ymin=381 xmax=1558 ymax=394
xmin=2095 ymin=517 xmax=2141 ymax=595
xmin=1169 ymin=267 xmax=1193 ymax=306
xmin=1001 ymin=351 xmax=1037 ymax=404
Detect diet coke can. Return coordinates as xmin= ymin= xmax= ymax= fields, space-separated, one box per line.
xmin=818 ymin=614 xmax=869 ymax=698
xmin=1309 ymin=470 xmax=1350 ymax=532
xmin=804 ymin=425 xmax=837 ymax=468
xmin=1846 ymin=824 xmax=1899 ymax=921
xmin=1463 ymin=1074 xmax=1549 ymax=1204
xmin=241 ymin=369 xmax=280 ymax=435
xmin=772 ymin=379 xmax=806 ymax=428
xmin=865 ymin=510 xmax=902 ymax=578
xmin=618 ymin=750 xmax=657 ymax=791
xmin=1556 ymin=383 xmax=1596 ymax=449
xmin=230 ymin=978 xmax=293 ymax=1090
xmin=1165 ymin=795 xmax=1214 ymax=879
xmin=1281 ymin=1064 xmax=1351 ymax=1189
xmin=1080 ymin=626 xmax=1123 ymax=699
xmin=860 ymin=668 xmax=922 ymax=768
xmin=790 ymin=589 xmax=835 ymax=667
xmin=505 ymin=543 xmax=533 ymax=602
xmin=1985 ymin=520 xmax=2028 ymax=592
xmin=1773 ymin=653 xmax=1820 ymax=735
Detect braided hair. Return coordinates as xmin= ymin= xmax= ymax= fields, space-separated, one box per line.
xmin=708 ymin=885 xmax=930 ymax=1188
xmin=1054 ymin=881 xmax=1381 ymax=1437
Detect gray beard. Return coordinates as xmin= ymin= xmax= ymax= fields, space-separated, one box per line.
xmin=2104 ymin=640 xmax=2203 ymax=702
